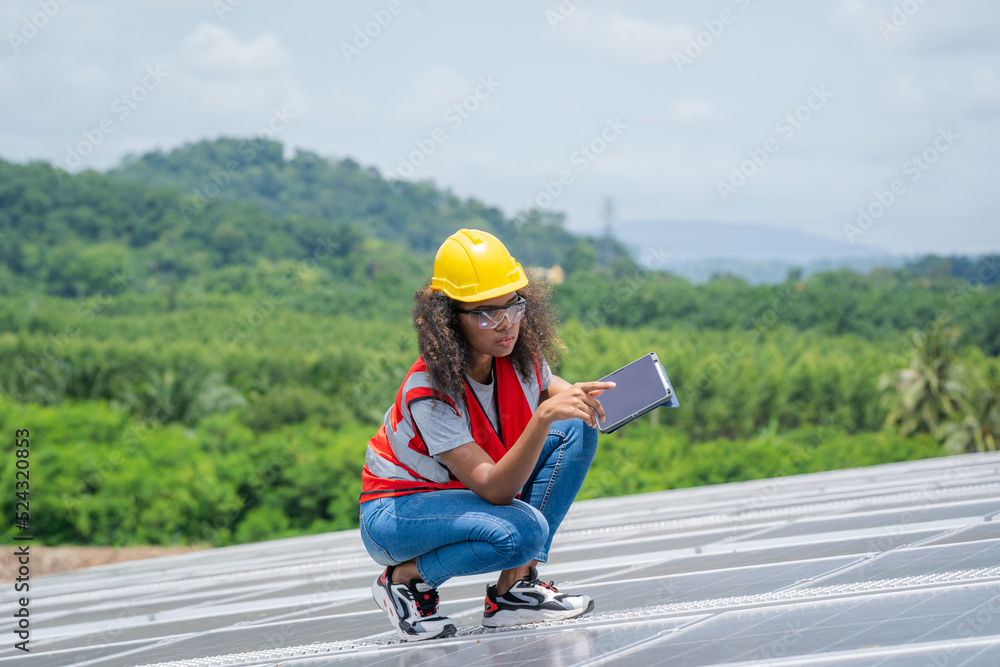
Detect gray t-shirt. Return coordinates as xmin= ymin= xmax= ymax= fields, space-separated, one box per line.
xmin=410 ymin=358 xmax=552 ymax=459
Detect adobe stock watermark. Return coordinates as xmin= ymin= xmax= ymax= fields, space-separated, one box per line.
xmin=544 ymin=0 xmax=588 ymax=30
xmin=524 ymin=117 xmax=627 ymax=210
xmin=844 ymin=126 xmax=959 ymax=244
xmin=923 ymin=596 xmax=1000 ymax=667
xmin=559 ymin=244 xmax=669 ymax=353
xmin=748 ymin=619 xmax=802 ymax=665
xmin=340 ymin=0 xmax=409 ymax=63
xmin=213 ymin=0 xmax=247 ymax=21
xmin=716 ymin=85 xmax=833 ymax=202
xmin=387 ymin=75 xmax=501 ymax=179
xmin=57 ymin=65 xmax=168 ymax=172
xmin=673 ymin=0 xmax=752 ymax=73
xmin=196 ymin=439 xmax=303 ymax=545
xmin=689 ymin=284 xmax=798 ymax=396
xmin=68 ymin=599 xmax=143 ymax=662
xmin=223 ymin=234 xmax=340 ymax=349
xmin=730 ymin=477 xmax=789 ymax=527
xmin=877 ymin=0 xmax=931 ymax=41
xmin=20 ymin=264 xmax=134 ymax=395
xmin=179 ymin=105 xmax=296 ymax=221
xmin=881 ymin=253 xmax=997 ymax=389
xmin=945 ymin=254 xmax=999 ymax=311
xmin=353 ymin=332 xmax=413 ymax=417
xmin=7 ymin=0 xmax=71 ymax=54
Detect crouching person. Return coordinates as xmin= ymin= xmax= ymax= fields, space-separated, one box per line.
xmin=359 ymin=229 xmax=614 ymax=641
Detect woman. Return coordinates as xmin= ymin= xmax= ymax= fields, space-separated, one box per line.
xmin=360 ymin=228 xmax=614 ymax=641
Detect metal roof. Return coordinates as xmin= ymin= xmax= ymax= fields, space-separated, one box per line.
xmin=4 ymin=451 xmax=1000 ymax=666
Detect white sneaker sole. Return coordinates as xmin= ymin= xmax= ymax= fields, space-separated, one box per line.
xmin=482 ymin=598 xmax=595 ymax=628
xmin=371 ymin=578 xmax=457 ymax=642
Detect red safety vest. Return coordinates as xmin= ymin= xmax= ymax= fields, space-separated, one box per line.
xmin=361 ymin=355 xmax=539 ymax=502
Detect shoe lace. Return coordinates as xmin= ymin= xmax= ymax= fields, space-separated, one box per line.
xmin=524 ymin=571 xmax=559 ymax=592
xmin=413 ymin=585 xmax=439 ymax=617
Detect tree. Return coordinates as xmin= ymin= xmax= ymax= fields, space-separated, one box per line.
xmin=562 ymin=240 xmax=598 ymax=275
xmin=46 ymin=242 xmax=131 ymax=298
xmin=123 ymin=368 xmax=247 ymax=425
xmin=938 ymin=365 xmax=999 ymax=453
xmin=879 ymin=316 xmax=964 ymax=438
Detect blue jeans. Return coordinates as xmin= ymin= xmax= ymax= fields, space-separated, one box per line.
xmin=359 ymin=419 xmax=598 ymax=588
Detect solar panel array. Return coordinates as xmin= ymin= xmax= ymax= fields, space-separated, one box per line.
xmin=4 ymin=451 xmax=1000 ymax=666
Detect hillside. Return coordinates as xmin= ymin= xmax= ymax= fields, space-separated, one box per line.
xmin=0 ymin=139 xmax=639 ymax=301
xmin=105 ymin=137 xmax=631 ymax=270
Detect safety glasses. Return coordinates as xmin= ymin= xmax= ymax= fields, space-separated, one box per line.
xmin=455 ymin=296 xmax=527 ymax=330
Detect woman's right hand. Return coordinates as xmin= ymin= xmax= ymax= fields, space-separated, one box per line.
xmin=440 ymin=379 xmax=615 ymax=505
xmin=536 ymin=381 xmax=615 ymax=428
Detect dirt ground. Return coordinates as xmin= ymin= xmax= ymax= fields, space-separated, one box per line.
xmin=2 ymin=545 xmax=207 ymax=582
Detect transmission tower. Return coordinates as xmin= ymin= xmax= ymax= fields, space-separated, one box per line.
xmin=601 ymin=197 xmax=615 ymax=267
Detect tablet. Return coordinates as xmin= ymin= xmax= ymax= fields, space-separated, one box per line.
xmin=596 ymin=352 xmax=679 ymax=434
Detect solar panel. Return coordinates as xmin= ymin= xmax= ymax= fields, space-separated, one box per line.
xmin=3 ymin=452 xmax=999 ymax=666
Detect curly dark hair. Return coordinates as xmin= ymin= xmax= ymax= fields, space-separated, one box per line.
xmin=411 ymin=279 xmax=563 ymax=406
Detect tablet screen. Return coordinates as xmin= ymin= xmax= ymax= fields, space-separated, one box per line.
xmin=597 ymin=354 xmax=672 ymax=432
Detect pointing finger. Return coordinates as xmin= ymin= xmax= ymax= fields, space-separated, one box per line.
xmin=576 ymin=381 xmax=616 ymax=394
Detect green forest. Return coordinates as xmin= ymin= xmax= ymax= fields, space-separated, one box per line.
xmin=1 ymin=138 xmax=997 ymax=547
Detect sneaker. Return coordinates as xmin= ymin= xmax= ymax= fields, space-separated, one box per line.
xmin=372 ymin=566 xmax=457 ymax=641
xmin=482 ymin=566 xmax=594 ymax=628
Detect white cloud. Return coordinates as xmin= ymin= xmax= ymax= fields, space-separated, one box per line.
xmin=882 ymin=75 xmax=930 ymax=116
xmin=834 ymin=0 xmax=999 ymax=53
xmin=882 ymin=69 xmax=1000 ymax=119
xmin=668 ymin=101 xmax=726 ymax=128
xmin=969 ymin=67 xmax=1000 ymax=116
xmin=320 ymin=82 xmax=379 ymax=126
xmin=0 ymin=61 xmax=16 ymax=93
xmin=177 ymin=23 xmax=290 ymax=79
xmin=897 ymin=4 xmax=999 ymax=54
xmin=554 ymin=9 xmax=690 ymax=64
xmin=389 ymin=67 xmax=476 ymax=123
xmin=833 ymin=0 xmax=884 ymax=47
xmin=158 ymin=23 xmax=306 ymax=127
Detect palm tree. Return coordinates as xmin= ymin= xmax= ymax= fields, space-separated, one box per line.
xmin=879 ymin=315 xmax=964 ymax=437
xmin=124 ymin=368 xmax=247 ymax=425
xmin=939 ymin=366 xmax=1000 ymax=454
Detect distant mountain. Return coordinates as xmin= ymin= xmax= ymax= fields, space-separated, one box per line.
xmin=616 ymin=220 xmax=888 ymax=262
xmin=661 ymin=256 xmax=909 ymax=285
xmin=614 ymin=220 xmax=899 ymax=284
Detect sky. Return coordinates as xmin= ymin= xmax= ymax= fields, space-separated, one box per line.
xmin=1 ymin=0 xmax=998 ymax=257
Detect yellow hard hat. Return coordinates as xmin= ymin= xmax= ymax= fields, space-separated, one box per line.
xmin=430 ymin=229 xmax=528 ymax=302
